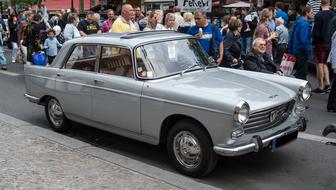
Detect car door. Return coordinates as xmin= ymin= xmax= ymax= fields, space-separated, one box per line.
xmin=55 ymin=44 xmax=98 ymax=120
xmin=91 ymin=45 xmax=143 ymax=133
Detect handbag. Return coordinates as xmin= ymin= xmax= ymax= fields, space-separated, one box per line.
xmin=16 ymin=49 xmax=24 ymax=64
xmin=32 ymin=51 xmax=47 ymax=66
xmin=279 ymin=53 xmax=296 ymax=76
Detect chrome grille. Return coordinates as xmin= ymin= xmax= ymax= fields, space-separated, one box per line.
xmin=244 ymin=100 xmax=295 ymax=133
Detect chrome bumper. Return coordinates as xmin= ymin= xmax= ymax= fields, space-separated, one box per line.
xmin=214 ymin=126 xmax=299 ymax=157
xmin=24 ymin=94 xmax=40 ymax=104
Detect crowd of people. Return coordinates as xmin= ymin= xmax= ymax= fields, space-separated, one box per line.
xmin=0 ymin=0 xmax=335 ymax=112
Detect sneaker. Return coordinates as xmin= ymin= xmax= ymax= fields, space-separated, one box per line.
xmin=324 ymin=85 xmax=331 ymax=93
xmin=12 ymin=60 xmax=15 ymax=63
xmin=312 ymin=88 xmax=325 ymax=94
xmin=327 ymin=107 xmax=336 ymax=113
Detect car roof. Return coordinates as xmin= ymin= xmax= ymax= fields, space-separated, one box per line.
xmin=65 ymin=31 xmax=193 ymax=48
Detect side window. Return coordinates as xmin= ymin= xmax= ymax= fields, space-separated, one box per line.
xmin=99 ymin=46 xmax=133 ymax=78
xmin=65 ymin=45 xmax=97 ymax=72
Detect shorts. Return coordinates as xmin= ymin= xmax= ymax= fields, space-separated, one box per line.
xmin=314 ymin=44 xmax=331 ymax=64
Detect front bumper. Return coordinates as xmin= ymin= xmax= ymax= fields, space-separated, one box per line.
xmin=213 ymin=117 xmax=305 ymax=157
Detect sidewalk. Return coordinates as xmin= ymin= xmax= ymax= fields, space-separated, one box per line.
xmin=0 ymin=113 xmax=220 ymax=190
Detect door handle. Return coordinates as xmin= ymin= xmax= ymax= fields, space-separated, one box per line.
xmin=56 ymin=73 xmax=62 ymax=77
xmin=94 ymin=79 xmax=104 ymax=84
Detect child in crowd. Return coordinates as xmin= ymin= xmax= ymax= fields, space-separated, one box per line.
xmin=43 ymin=29 xmax=62 ymax=64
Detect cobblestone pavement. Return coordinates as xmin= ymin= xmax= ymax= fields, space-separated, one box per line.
xmin=0 ymin=120 xmax=181 ymax=190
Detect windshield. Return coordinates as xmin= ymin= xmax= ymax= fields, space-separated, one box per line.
xmin=135 ymin=39 xmax=210 ymax=79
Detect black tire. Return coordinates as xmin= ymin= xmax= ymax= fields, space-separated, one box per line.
xmin=166 ymin=119 xmax=218 ymax=177
xmin=45 ymin=97 xmax=72 ymax=132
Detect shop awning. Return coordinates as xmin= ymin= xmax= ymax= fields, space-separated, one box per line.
xmin=223 ymin=1 xmax=251 ymax=8
xmin=33 ymin=0 xmax=100 ymax=11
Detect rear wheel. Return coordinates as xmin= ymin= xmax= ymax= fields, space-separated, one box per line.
xmin=45 ymin=98 xmax=72 ymax=132
xmin=166 ymin=119 xmax=218 ymax=177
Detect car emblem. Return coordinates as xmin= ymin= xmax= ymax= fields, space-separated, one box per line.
xmin=269 ymin=94 xmax=279 ymax=99
xmin=270 ymin=110 xmax=278 ymax=122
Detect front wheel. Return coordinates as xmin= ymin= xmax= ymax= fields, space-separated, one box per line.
xmin=166 ymin=120 xmax=218 ymax=177
xmin=45 ymin=98 xmax=72 ymax=132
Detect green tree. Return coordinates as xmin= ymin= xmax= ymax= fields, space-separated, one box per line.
xmin=11 ymin=0 xmax=39 ymax=6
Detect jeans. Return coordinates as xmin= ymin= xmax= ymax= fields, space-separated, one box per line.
xmin=241 ymin=36 xmax=252 ymax=55
xmin=294 ymin=52 xmax=310 ymax=80
xmin=327 ymin=73 xmax=336 ymax=109
xmin=12 ymin=42 xmax=18 ymax=62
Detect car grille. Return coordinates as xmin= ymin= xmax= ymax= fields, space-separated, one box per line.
xmin=244 ymin=100 xmax=295 ymax=133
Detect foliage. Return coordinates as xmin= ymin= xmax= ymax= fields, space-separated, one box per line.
xmin=12 ymin=0 xmax=39 ymax=6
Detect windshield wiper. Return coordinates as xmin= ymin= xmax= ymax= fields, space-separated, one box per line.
xmin=205 ymin=63 xmax=219 ymax=70
xmin=180 ymin=64 xmax=202 ymax=76
xmin=204 ymin=57 xmax=218 ymax=70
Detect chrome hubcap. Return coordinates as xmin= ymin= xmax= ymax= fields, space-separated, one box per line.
xmin=48 ymin=99 xmax=64 ymax=127
xmin=173 ymin=131 xmax=202 ymax=169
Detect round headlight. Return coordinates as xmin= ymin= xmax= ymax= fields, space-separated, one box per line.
xmin=299 ymin=81 xmax=311 ymax=101
xmin=234 ymin=100 xmax=250 ymax=124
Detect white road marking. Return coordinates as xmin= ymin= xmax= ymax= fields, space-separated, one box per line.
xmin=0 ymin=70 xmax=21 ymax=76
xmin=299 ymin=132 xmax=336 ymax=144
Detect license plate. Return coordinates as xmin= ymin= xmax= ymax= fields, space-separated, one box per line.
xmin=271 ymin=130 xmax=298 ymax=152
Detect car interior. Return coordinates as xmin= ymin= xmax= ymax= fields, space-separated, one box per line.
xmin=65 ymin=45 xmax=133 ymax=78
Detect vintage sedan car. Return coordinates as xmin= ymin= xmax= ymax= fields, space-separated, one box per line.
xmin=24 ymin=31 xmax=311 ymax=177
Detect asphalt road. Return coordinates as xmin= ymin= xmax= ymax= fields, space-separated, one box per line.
xmin=0 ymin=50 xmax=335 ymax=190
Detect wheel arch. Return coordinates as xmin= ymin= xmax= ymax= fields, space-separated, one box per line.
xmin=159 ymin=114 xmax=213 ymax=145
xmin=39 ymin=95 xmax=55 ymax=105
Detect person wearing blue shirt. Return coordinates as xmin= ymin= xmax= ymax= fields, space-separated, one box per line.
xmin=44 ymin=29 xmax=62 ymax=64
xmin=288 ymin=6 xmax=314 ymax=80
xmin=187 ymin=10 xmax=223 ymax=65
xmin=275 ymin=2 xmax=289 ymax=24
xmin=268 ymin=7 xmax=276 ymax=32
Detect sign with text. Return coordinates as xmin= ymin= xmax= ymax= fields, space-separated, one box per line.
xmin=178 ymin=0 xmax=212 ymax=13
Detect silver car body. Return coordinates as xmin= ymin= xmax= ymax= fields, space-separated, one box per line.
xmin=24 ymin=31 xmax=308 ymax=157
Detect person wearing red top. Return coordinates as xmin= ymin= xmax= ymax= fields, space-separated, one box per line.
xmin=102 ymin=9 xmax=115 ymax=33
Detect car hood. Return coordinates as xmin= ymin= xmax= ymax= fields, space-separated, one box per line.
xmin=148 ymin=68 xmax=297 ymax=112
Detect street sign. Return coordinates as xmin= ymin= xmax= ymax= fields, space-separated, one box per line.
xmin=178 ymin=0 xmax=212 ymax=13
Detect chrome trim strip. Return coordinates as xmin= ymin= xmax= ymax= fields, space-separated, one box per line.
xmin=24 ymin=94 xmax=40 ymax=104
xmin=25 ymin=74 xmax=53 ymax=80
xmin=26 ymin=74 xmax=142 ymax=98
xmin=142 ymin=95 xmax=231 ymax=115
xmin=90 ymin=85 xmax=141 ymax=98
xmin=213 ymin=127 xmax=299 ymax=157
